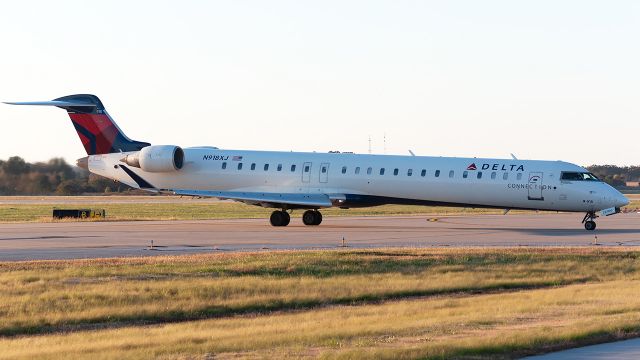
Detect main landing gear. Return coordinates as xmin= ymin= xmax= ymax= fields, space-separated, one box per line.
xmin=269 ymin=210 xmax=290 ymax=227
xmin=268 ymin=209 xmax=323 ymax=226
xmin=302 ymin=210 xmax=322 ymax=226
xmin=582 ymin=211 xmax=597 ymax=231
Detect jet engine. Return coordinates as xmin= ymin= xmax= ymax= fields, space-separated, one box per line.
xmin=122 ymin=145 xmax=184 ymax=172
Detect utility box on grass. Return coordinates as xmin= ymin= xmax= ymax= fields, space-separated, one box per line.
xmin=52 ymin=209 xmax=106 ymax=219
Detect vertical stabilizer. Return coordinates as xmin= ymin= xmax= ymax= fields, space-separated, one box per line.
xmin=5 ymin=94 xmax=150 ymax=155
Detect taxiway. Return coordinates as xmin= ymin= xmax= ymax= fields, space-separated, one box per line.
xmin=0 ymin=213 xmax=638 ymax=260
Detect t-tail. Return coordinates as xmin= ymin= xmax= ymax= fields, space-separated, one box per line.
xmin=4 ymin=94 xmax=150 ymax=155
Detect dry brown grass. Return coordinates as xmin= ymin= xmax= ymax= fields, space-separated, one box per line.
xmin=0 ymin=248 xmax=638 ymax=358
xmin=1 ymin=279 xmax=640 ymax=359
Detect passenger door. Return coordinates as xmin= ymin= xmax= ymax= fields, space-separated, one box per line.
xmin=319 ymin=162 xmax=330 ymax=183
xmin=527 ymin=172 xmax=544 ymax=200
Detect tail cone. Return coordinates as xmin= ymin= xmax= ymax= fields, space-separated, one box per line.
xmin=76 ymin=156 xmax=88 ymax=170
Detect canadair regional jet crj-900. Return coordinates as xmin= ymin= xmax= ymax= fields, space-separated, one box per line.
xmin=5 ymin=94 xmax=629 ymax=230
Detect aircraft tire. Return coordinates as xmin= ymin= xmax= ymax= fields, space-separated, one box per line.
xmin=584 ymin=220 xmax=596 ymax=231
xmin=303 ymin=210 xmax=320 ymax=226
xmin=313 ymin=211 xmax=322 ymax=225
xmin=281 ymin=211 xmax=290 ymax=226
xmin=270 ymin=210 xmax=289 ymax=227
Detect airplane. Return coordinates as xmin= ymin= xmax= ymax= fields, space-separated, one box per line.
xmin=5 ymin=94 xmax=629 ymax=230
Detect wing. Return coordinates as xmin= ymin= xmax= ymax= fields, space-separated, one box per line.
xmin=167 ymin=189 xmax=334 ymax=208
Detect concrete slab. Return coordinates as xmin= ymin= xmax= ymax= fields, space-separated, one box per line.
xmin=525 ymin=338 xmax=640 ymax=359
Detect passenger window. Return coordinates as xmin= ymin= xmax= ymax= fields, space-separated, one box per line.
xmin=264 ymin=164 xmax=269 ymax=171
xmin=393 ymin=168 xmax=399 ymax=176
xmin=435 ymin=170 xmax=440 ymax=177
xmin=222 ymin=162 xmax=227 ymax=170
xmin=421 ymin=169 xmax=426 ymax=177
xmin=342 ymin=166 xmax=347 ymax=174
xmin=491 ymin=171 xmax=496 ymax=179
xmin=380 ymin=168 xmax=385 ymax=175
xmin=251 ymin=163 xmax=256 ymax=171
xmin=477 ymin=171 xmax=482 ymax=179
xmin=517 ymin=173 xmax=522 ymax=180
xmin=277 ymin=164 xmax=282 ymax=171
xmin=503 ymin=172 xmax=508 ymax=180
xmin=463 ymin=171 xmax=468 ymax=178
xmin=237 ymin=163 xmax=243 ymax=170
xmin=407 ymin=169 xmax=413 ymax=176
xmin=449 ymin=170 xmax=454 ymax=178
xmin=290 ymin=164 xmax=296 ymax=172
xmin=367 ymin=167 xmax=372 ymax=175
xmin=304 ymin=165 xmax=310 ymax=172
xmin=355 ymin=167 xmax=360 ymax=174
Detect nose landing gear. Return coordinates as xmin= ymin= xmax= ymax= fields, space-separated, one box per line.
xmin=582 ymin=211 xmax=597 ymax=231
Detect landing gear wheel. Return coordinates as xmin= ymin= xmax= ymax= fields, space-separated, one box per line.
xmin=270 ymin=210 xmax=290 ymax=227
xmin=582 ymin=211 xmax=598 ymax=231
xmin=302 ymin=210 xmax=322 ymax=226
xmin=281 ymin=211 xmax=290 ymax=226
xmin=302 ymin=210 xmax=316 ymax=225
xmin=584 ymin=220 xmax=596 ymax=231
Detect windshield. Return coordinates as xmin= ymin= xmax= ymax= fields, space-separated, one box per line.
xmin=560 ymin=172 xmax=601 ymax=181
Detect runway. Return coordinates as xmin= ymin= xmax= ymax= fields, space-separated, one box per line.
xmin=0 ymin=213 xmax=638 ymax=261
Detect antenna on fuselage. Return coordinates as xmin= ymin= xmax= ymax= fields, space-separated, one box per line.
xmin=510 ymin=153 xmax=518 ymax=160
xmin=383 ymin=133 xmax=387 ymax=154
xmin=368 ymin=136 xmax=372 ymax=154
xmin=408 ymin=150 xmax=416 ymax=156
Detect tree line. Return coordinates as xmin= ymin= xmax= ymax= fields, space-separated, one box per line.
xmin=586 ymin=165 xmax=640 ymax=188
xmin=0 ymin=156 xmax=637 ymax=195
xmin=0 ymin=156 xmax=132 ymax=195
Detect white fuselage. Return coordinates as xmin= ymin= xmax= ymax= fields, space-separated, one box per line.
xmin=88 ymin=147 xmax=628 ymax=213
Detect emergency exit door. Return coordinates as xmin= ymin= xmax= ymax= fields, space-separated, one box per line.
xmin=302 ymin=162 xmax=312 ymax=183
xmin=319 ymin=163 xmax=329 ymax=183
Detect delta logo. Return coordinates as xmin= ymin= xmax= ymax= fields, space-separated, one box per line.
xmin=466 ymin=163 xmax=525 ymax=172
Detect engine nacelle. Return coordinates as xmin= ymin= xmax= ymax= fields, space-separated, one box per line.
xmin=122 ymin=145 xmax=184 ymax=172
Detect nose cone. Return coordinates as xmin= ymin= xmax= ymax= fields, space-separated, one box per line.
xmin=615 ymin=193 xmax=630 ymax=208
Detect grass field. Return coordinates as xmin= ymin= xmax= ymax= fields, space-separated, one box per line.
xmin=0 ymin=248 xmax=639 ymax=359
xmin=0 ymin=201 xmax=516 ymax=222
xmin=0 ymin=196 xmax=639 ymax=222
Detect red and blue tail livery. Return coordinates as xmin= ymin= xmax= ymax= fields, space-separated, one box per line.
xmin=4 ymin=94 xmax=149 ymax=155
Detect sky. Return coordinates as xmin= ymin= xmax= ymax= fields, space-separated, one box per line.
xmin=0 ymin=0 xmax=638 ymax=166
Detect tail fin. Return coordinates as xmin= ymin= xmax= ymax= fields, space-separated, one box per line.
xmin=4 ymin=94 xmax=150 ymax=155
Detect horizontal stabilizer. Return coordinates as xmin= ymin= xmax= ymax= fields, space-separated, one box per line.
xmin=167 ymin=189 xmax=333 ymax=208
xmin=4 ymin=100 xmax=97 ymax=108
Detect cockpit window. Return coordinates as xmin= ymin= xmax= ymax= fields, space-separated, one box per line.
xmin=561 ymin=172 xmax=600 ymax=181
